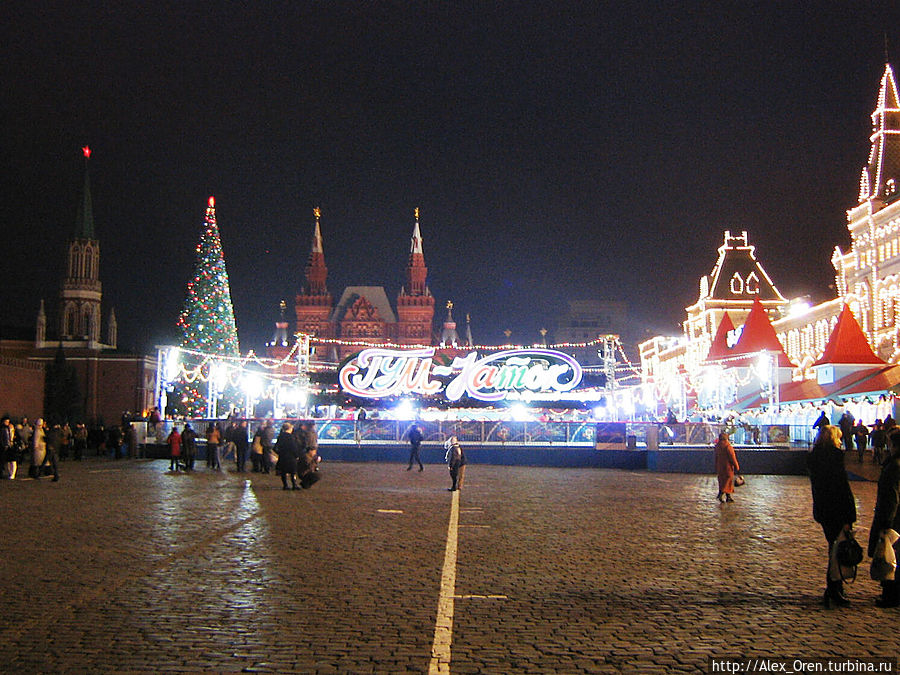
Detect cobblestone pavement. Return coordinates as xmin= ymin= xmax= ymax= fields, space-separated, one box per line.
xmin=0 ymin=455 xmax=894 ymax=673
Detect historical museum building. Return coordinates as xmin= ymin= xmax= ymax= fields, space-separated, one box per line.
xmin=286 ymin=208 xmax=438 ymax=362
xmin=639 ymin=64 xmax=900 ymax=413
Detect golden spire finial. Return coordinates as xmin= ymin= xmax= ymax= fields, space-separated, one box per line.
xmin=446 ymin=300 xmax=453 ymax=310
xmin=414 ymin=207 xmax=419 ymax=223
xmin=314 ymin=207 xmax=321 ymax=222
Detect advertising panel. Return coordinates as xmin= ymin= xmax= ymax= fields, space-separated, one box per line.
xmin=338 ymin=347 xmax=584 ymax=403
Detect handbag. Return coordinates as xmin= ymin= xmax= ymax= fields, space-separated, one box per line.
xmin=829 ymin=528 xmax=863 ymax=582
xmin=870 ymin=528 xmax=900 ymax=581
xmin=733 ymin=474 xmax=745 ymax=487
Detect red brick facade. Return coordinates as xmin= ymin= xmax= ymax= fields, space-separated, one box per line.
xmin=289 ymin=214 xmax=436 ymax=362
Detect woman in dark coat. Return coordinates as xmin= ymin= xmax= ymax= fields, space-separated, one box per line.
xmin=274 ymin=423 xmax=300 ymax=490
xmin=807 ymin=425 xmax=857 ymax=608
xmin=714 ymin=432 xmax=740 ymax=502
xmin=868 ymin=432 xmax=900 ymax=607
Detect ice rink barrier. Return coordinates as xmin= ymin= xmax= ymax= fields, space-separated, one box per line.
xmin=143 ymin=420 xmax=812 ymax=474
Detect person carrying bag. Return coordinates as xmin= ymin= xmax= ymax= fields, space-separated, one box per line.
xmin=868 ymin=432 xmax=900 ymax=607
xmin=830 ymin=528 xmax=864 ymax=583
xmin=870 ymin=528 xmax=899 ymax=583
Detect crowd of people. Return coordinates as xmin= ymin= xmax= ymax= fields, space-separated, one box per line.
xmin=816 ymin=409 xmax=894 ymax=464
xmin=0 ymin=412 xmax=329 ymax=493
xmin=0 ymin=415 xmax=150 ymax=483
xmin=164 ymin=418 xmax=321 ymax=490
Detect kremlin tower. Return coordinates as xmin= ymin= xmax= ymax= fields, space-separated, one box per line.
xmin=295 ymin=208 xmax=333 ymax=338
xmin=57 ymin=146 xmax=113 ymax=348
xmin=396 ymin=208 xmax=436 ymax=344
xmin=15 ymin=148 xmax=156 ymax=425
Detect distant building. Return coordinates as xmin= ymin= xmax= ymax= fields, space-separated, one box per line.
xmin=639 ymin=64 xmax=900 ymax=416
xmin=553 ymin=299 xmax=627 ymax=366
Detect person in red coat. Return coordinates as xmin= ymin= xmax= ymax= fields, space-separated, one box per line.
xmin=714 ymin=432 xmax=740 ymax=503
xmin=166 ymin=426 xmax=182 ymax=472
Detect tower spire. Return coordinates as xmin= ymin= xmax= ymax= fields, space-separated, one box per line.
xmin=75 ymin=146 xmax=95 ymax=239
xmin=60 ymin=147 xmax=103 ymax=344
xmin=411 ymin=207 xmax=423 ymax=255
xmin=859 ymin=63 xmax=900 ymax=202
xmin=403 ymin=207 xmax=429 ymax=295
xmin=440 ymin=300 xmax=459 ymax=347
xmin=396 ymin=207 xmax=435 ymax=345
xmin=312 ymin=207 xmax=323 ymax=253
xmin=303 ymin=207 xmax=328 ymax=295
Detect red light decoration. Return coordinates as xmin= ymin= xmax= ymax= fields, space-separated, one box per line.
xmin=208 ymin=196 xmax=215 ymax=208
xmin=82 ymin=146 xmax=91 ymax=158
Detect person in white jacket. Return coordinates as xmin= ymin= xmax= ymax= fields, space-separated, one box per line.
xmin=30 ymin=418 xmax=46 ymax=479
xmin=444 ymin=436 xmax=466 ymax=492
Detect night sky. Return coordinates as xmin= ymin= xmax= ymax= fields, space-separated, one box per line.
xmin=5 ymin=2 xmax=900 ymax=355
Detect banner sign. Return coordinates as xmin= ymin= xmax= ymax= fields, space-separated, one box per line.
xmin=338 ymin=347 xmax=583 ymax=402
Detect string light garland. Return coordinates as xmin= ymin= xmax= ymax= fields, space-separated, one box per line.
xmin=308 ymin=335 xmax=611 ymax=352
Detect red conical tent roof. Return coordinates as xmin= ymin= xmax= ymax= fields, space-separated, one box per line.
xmin=705 ymin=312 xmax=736 ymax=362
xmin=813 ymin=304 xmax=886 ymax=366
xmin=730 ymin=297 xmax=794 ymax=367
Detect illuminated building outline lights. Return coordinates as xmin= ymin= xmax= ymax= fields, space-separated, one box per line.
xmin=339 ymin=347 xmax=584 ymax=402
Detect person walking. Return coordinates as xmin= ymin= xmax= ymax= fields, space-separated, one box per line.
xmin=1 ymin=416 xmax=15 ymax=480
xmin=868 ymin=432 xmax=900 ymax=607
xmin=261 ymin=419 xmax=276 ymax=474
xmin=274 ymin=422 xmax=300 ymax=490
xmin=205 ymin=423 xmax=221 ymax=469
xmin=444 ymin=436 xmax=466 ymax=492
xmin=107 ymin=424 xmax=122 ymax=460
xmin=871 ymin=420 xmax=887 ymax=465
xmin=234 ymin=420 xmax=250 ymax=473
xmin=813 ymin=410 xmax=828 ymax=429
xmin=250 ymin=426 xmax=264 ymax=472
xmin=839 ymin=410 xmax=855 ymax=453
xmin=166 ymin=425 xmax=182 ymax=472
xmin=406 ymin=423 xmax=424 ymax=472
xmin=807 ymin=425 xmax=857 ymax=608
xmin=43 ymin=424 xmax=61 ymax=482
xmin=30 ymin=418 xmax=46 ymax=479
xmin=854 ymin=419 xmax=869 ymax=462
xmin=298 ymin=431 xmax=321 ymax=489
xmin=304 ymin=419 xmax=319 ymax=456
xmin=714 ymin=431 xmax=740 ymax=503
xmin=60 ymin=422 xmax=72 ymax=460
xmin=181 ymin=423 xmax=197 ymax=472
xmin=73 ymin=423 xmax=87 ymax=461
xmin=125 ymin=422 xmax=139 ymax=459
xmin=19 ymin=418 xmax=33 ymax=461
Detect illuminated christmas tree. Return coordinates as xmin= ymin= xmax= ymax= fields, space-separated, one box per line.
xmin=172 ymin=197 xmax=241 ymax=417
